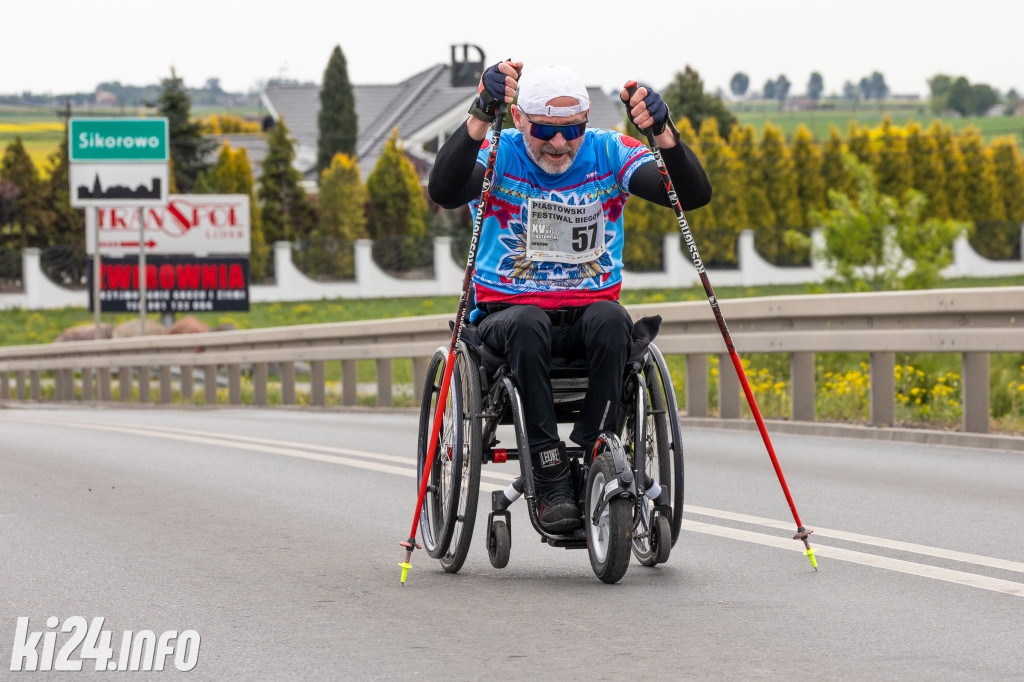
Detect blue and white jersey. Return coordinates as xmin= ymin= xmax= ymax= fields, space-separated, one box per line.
xmin=469 ymin=128 xmax=652 ymax=320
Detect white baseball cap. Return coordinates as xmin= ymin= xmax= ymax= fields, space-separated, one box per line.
xmin=516 ymin=65 xmax=590 ymax=117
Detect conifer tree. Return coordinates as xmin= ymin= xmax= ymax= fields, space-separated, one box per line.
xmin=759 ymin=123 xmax=802 ymax=227
xmin=0 ymin=137 xmax=45 ymax=249
xmin=990 ymin=136 xmax=1024 ymax=224
xmin=790 ymin=124 xmax=825 ymax=227
xmin=258 ymin=118 xmax=316 ymax=244
xmin=308 ymin=153 xmax=367 ymax=277
xmin=821 ymin=125 xmax=853 ymax=201
xmin=731 ymin=124 xmax=775 ymax=229
xmin=366 ymin=129 xmax=427 ymax=239
xmin=317 ymin=45 xmax=358 ymax=175
xmin=41 ymin=133 xmax=84 ymax=247
xmin=905 ymin=122 xmax=949 ymax=219
xmin=662 ymin=66 xmax=737 ymax=140
xmin=156 ymin=69 xmax=215 ymax=193
xmin=697 ymin=117 xmax=748 ymax=264
xmin=847 ymin=121 xmax=878 ymax=170
xmin=957 ymin=126 xmax=1005 ymax=223
xmin=209 ymin=142 xmax=269 ymax=280
xmin=930 ymin=122 xmax=968 ymax=220
xmin=873 ymin=116 xmax=913 ymax=199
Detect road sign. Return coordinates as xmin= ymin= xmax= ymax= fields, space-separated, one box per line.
xmin=69 ymin=118 xmax=168 ymax=163
xmin=85 ymin=195 xmax=252 ymax=255
xmin=70 ymin=163 xmax=169 ymax=207
xmin=88 ymin=255 xmax=250 ymax=313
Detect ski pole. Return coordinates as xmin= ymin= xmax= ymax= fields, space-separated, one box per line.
xmin=624 ymin=83 xmax=817 ymax=570
xmin=400 ymin=103 xmax=508 ymax=584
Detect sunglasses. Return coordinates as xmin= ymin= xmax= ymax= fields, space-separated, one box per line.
xmin=523 ymin=114 xmax=588 ymax=142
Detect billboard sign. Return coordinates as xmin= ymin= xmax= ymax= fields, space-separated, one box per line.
xmin=88 ymin=255 xmax=250 ymax=313
xmin=85 ymin=194 xmax=251 ymax=255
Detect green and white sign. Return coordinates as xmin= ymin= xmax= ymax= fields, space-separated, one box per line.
xmin=69 ymin=118 xmax=169 ymax=162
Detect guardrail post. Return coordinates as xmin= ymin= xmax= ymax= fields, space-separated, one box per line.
xmin=2 ymin=370 xmax=10 ymax=401
xmin=685 ymin=354 xmax=708 ymax=417
xmin=253 ymin=363 xmax=268 ymax=405
xmin=30 ymin=370 xmax=41 ymax=401
xmin=228 ymin=364 xmax=242 ymax=405
xmin=717 ymin=354 xmax=739 ymax=419
xmin=119 ymin=367 xmax=131 ymax=401
xmin=159 ymin=366 xmax=172 ymax=404
xmin=376 ymin=359 xmax=393 ymax=407
xmin=870 ymin=352 xmax=895 ymax=426
xmin=342 ymin=360 xmax=357 ymax=406
xmin=791 ymin=352 xmax=815 ymax=421
xmin=203 ymin=365 xmax=218 ymax=404
xmin=281 ymin=362 xmax=296 ymax=405
xmin=54 ymin=369 xmax=66 ymax=401
xmin=98 ymin=367 xmax=111 ymax=401
xmin=16 ymin=370 xmax=26 ymax=400
xmin=181 ymin=366 xmax=193 ymax=401
xmin=62 ymin=369 xmax=74 ymax=400
xmin=310 ymin=361 xmax=325 ymax=406
xmin=82 ymin=368 xmax=93 ymax=401
xmin=139 ymin=367 xmax=151 ymax=403
xmin=413 ymin=356 xmax=429 ymax=403
xmin=962 ymin=352 xmax=990 ymax=433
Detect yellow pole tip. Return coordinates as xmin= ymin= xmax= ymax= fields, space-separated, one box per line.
xmin=399 ymin=562 xmax=412 ymax=584
xmin=805 ymin=548 xmax=818 ymax=570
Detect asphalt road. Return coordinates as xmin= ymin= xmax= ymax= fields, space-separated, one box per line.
xmin=1 ymin=406 xmax=1022 ymax=680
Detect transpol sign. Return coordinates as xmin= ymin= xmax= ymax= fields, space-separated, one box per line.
xmin=97 ymin=198 xmax=249 ymax=237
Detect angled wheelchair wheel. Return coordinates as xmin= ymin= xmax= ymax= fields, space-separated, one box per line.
xmin=630 ymin=343 xmax=685 ymax=562
xmin=586 ymin=446 xmax=632 ymax=584
xmin=416 ymin=344 xmax=480 ymax=567
xmin=439 ymin=343 xmax=482 ymax=574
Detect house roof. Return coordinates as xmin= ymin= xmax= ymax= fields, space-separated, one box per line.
xmin=257 ymin=63 xmax=626 ymax=182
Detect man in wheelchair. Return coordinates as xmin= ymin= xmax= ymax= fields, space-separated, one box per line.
xmin=428 ymin=61 xmax=711 ymax=532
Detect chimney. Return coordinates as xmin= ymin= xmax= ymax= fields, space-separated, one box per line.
xmin=450 ymin=44 xmax=485 ymax=88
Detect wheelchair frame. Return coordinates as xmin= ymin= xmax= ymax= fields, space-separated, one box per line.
xmin=415 ymin=338 xmax=684 ymax=584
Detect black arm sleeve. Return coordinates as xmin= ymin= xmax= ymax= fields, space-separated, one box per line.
xmin=427 ymin=120 xmax=486 ymax=208
xmin=627 ymin=125 xmax=712 ymax=211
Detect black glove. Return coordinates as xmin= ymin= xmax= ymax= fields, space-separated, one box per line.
xmin=469 ymin=62 xmax=507 ymax=123
xmin=623 ymin=82 xmax=669 ymax=135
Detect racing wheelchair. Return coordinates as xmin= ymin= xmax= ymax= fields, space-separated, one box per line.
xmin=415 ymin=313 xmax=684 ymax=584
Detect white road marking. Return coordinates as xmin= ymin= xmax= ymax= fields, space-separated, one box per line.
xmin=5 ymin=413 xmax=1023 ymax=598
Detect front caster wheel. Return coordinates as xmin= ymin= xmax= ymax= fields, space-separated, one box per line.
xmin=488 ymin=518 xmax=511 ymax=569
xmin=586 ymin=449 xmax=632 ymax=584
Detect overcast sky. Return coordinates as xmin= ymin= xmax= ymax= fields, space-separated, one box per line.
xmin=3 ymin=0 xmax=1021 ymax=99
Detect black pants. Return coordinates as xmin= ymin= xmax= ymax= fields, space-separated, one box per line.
xmin=477 ymin=300 xmax=632 ymax=453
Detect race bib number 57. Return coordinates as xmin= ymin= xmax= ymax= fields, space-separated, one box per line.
xmin=525 ymin=198 xmax=605 ymax=264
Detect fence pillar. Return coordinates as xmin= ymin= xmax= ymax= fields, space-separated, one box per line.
xmin=717 ymin=354 xmax=740 ymax=419
xmin=15 ymin=370 xmax=26 ymax=400
xmin=98 ymin=367 xmax=111 ymax=401
xmin=138 ymin=366 xmax=151 ymax=403
xmin=685 ymin=354 xmax=708 ymax=417
xmin=281 ymin=362 xmax=295 ymax=405
xmin=159 ymin=366 xmax=172 ymax=404
xmin=413 ymin=356 xmax=430 ymax=403
xmin=870 ymin=352 xmax=895 ymax=426
xmin=962 ymin=352 xmax=990 ymax=433
xmin=253 ymin=363 xmax=268 ymax=406
xmin=342 ymin=360 xmax=357 ymax=406
xmin=204 ymin=365 xmax=217 ymax=405
xmin=309 ymin=360 xmax=325 ymax=406
xmin=791 ymin=352 xmax=815 ymax=421
xmin=377 ymin=359 xmax=393 ymax=407
xmin=228 ymin=364 xmax=242 ymax=405
xmin=30 ymin=370 xmax=40 ymax=401
xmin=2 ymin=370 xmax=11 ymax=401
xmin=119 ymin=367 xmax=131 ymax=401
xmin=82 ymin=368 xmax=93 ymax=401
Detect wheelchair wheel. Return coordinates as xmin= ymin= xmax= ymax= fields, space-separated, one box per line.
xmin=646 ymin=344 xmax=685 ymax=548
xmin=416 ymin=344 xmax=480 ymax=568
xmin=487 ymin=516 xmax=511 ymax=569
xmin=585 ymin=447 xmax=632 ymax=584
xmin=439 ymin=344 xmax=482 ymax=574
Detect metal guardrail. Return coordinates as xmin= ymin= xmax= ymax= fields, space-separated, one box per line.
xmin=2 ymin=287 xmax=1023 ymax=438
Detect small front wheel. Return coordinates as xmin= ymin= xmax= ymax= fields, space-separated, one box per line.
xmin=585 ymin=449 xmax=632 ymax=584
xmin=488 ymin=519 xmax=511 ymax=569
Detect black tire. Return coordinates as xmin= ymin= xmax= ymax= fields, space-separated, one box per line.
xmin=416 ymin=348 xmax=464 ymax=560
xmin=648 ymin=344 xmax=685 ymax=547
xmin=652 ymin=514 xmax=672 ymax=566
xmin=487 ymin=519 xmax=511 ymax=569
xmin=439 ymin=344 xmax=482 ymax=574
xmin=585 ymin=448 xmax=632 ymax=584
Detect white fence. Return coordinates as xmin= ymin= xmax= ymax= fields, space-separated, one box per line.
xmin=3 ymin=226 xmax=1024 ymax=310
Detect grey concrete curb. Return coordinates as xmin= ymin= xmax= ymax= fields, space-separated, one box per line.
xmin=679 ymin=416 xmax=1024 ymax=453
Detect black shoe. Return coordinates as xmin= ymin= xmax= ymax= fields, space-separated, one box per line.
xmin=534 ymin=444 xmax=581 ymax=532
